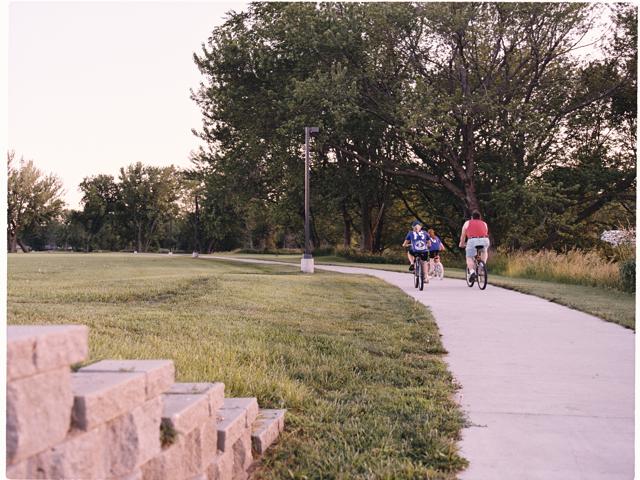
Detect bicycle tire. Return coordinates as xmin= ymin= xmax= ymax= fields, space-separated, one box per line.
xmin=465 ymin=267 xmax=474 ymax=287
xmin=418 ymin=259 xmax=425 ymax=291
xmin=435 ymin=263 xmax=444 ymax=280
xmin=476 ymin=261 xmax=488 ymax=290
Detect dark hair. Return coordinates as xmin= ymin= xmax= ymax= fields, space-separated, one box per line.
xmin=471 ymin=211 xmax=481 ymax=219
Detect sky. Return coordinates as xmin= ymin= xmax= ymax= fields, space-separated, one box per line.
xmin=8 ymin=1 xmax=249 ymax=209
xmin=7 ymin=1 xmax=614 ymax=211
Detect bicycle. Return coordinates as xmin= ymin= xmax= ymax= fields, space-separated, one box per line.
xmin=411 ymin=251 xmax=430 ymax=291
xmin=465 ymin=246 xmax=488 ymax=290
xmin=429 ymin=252 xmax=445 ymax=280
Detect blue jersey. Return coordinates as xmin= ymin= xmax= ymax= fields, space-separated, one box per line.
xmin=405 ymin=230 xmax=430 ymax=252
xmin=429 ymin=235 xmax=442 ymax=252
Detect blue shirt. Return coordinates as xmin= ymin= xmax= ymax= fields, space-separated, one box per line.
xmin=428 ymin=235 xmax=442 ymax=252
xmin=405 ymin=230 xmax=429 ymax=252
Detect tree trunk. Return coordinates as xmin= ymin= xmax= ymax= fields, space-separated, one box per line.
xmin=360 ymin=196 xmax=373 ymax=252
xmin=8 ymin=232 xmax=17 ymax=253
xmin=341 ymin=202 xmax=351 ymax=249
xmin=137 ymin=225 xmax=143 ymax=253
xmin=372 ymin=207 xmax=385 ymax=253
xmin=17 ymin=237 xmax=29 ymax=253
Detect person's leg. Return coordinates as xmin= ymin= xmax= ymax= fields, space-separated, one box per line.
xmin=481 ymin=240 xmax=490 ymax=263
xmin=466 ymin=256 xmax=475 ymax=272
xmin=407 ymin=251 xmax=414 ymax=264
xmin=465 ymin=239 xmax=477 ymax=273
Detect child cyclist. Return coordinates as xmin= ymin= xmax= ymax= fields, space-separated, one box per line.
xmin=402 ymin=220 xmax=431 ymax=275
xmin=427 ymin=228 xmax=445 ymax=277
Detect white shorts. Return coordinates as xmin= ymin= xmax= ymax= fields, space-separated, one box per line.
xmin=466 ymin=237 xmax=490 ymax=257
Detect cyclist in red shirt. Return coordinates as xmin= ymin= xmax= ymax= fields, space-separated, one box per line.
xmin=459 ymin=211 xmax=490 ymax=280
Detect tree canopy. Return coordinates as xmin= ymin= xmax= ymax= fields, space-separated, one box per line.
xmin=191 ymin=2 xmax=636 ymax=252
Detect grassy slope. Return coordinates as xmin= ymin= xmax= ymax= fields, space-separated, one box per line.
xmin=7 ymin=253 xmax=467 ymax=479
xmin=213 ymin=253 xmax=636 ymax=330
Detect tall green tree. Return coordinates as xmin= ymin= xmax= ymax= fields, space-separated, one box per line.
xmin=7 ymin=151 xmax=65 ymax=252
xmin=192 ymin=2 xmax=635 ymax=252
xmin=116 ymin=163 xmax=180 ymax=252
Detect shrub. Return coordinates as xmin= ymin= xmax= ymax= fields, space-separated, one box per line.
xmin=619 ymin=259 xmax=636 ymax=293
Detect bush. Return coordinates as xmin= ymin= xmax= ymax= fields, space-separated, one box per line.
xmin=619 ymin=259 xmax=636 ymax=293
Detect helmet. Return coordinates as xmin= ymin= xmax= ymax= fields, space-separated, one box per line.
xmin=411 ymin=220 xmax=422 ymax=227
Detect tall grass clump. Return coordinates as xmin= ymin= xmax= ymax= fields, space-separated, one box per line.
xmin=495 ymin=249 xmax=624 ymax=290
xmin=619 ymin=259 xmax=636 ymax=293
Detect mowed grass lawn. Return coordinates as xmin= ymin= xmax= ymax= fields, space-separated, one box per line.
xmin=7 ymin=253 xmax=467 ymax=479
xmin=215 ymin=253 xmax=636 ymax=330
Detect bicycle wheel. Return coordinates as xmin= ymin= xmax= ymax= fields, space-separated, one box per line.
xmin=418 ymin=260 xmax=425 ymax=290
xmin=465 ymin=267 xmax=474 ymax=287
xmin=435 ymin=263 xmax=444 ymax=280
xmin=476 ymin=261 xmax=487 ymax=290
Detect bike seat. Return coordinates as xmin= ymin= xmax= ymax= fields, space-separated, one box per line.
xmin=475 ymin=246 xmax=484 ymax=251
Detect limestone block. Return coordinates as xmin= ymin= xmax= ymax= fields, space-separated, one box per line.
xmin=7 ymin=367 xmax=73 ymax=464
xmin=251 ymin=409 xmax=286 ymax=455
xmin=141 ymin=427 xmax=202 ymax=480
xmin=221 ymin=398 xmax=259 ymax=428
xmin=71 ymin=370 xmax=147 ymax=430
xmin=200 ymin=420 xmax=218 ymax=468
xmin=162 ymin=392 xmax=210 ymax=435
xmin=205 ymin=451 xmax=233 ymax=480
xmin=106 ymin=396 xmax=163 ymax=476
xmin=7 ymin=325 xmax=88 ymax=381
xmin=232 ymin=433 xmax=252 ymax=480
xmin=167 ymin=382 xmax=225 ymax=417
xmin=7 ymin=425 xmax=108 ymax=479
xmin=114 ymin=468 xmax=143 ymax=480
xmin=216 ymin=398 xmax=259 ymax=453
xmin=215 ymin=407 xmax=246 ymax=454
xmin=79 ymin=360 xmax=175 ymax=400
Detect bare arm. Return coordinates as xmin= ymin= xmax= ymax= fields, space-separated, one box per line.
xmin=459 ymin=223 xmax=468 ymax=248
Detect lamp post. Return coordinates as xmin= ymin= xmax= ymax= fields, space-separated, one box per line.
xmin=301 ymin=126 xmax=319 ymax=273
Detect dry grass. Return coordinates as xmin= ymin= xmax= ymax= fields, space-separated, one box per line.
xmin=491 ymin=249 xmax=623 ymax=290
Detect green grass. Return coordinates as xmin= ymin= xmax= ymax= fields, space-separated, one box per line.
xmin=7 ymin=253 xmax=467 ymax=479
xmin=213 ymin=252 xmax=636 ymax=330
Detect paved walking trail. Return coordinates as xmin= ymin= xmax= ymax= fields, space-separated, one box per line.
xmin=209 ymin=256 xmax=635 ymax=480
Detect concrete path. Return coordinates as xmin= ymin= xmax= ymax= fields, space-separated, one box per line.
xmin=208 ymin=256 xmax=635 ymax=480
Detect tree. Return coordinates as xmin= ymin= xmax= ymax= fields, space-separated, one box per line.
xmin=76 ymin=174 xmax=119 ymax=251
xmin=116 ymin=163 xmax=180 ymax=252
xmin=192 ymin=2 xmax=635 ymax=252
xmin=7 ymin=151 xmax=64 ymax=252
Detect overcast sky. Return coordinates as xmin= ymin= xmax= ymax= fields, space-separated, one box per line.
xmin=9 ymin=1 xmax=249 ymax=209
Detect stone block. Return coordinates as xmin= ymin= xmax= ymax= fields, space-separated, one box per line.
xmin=7 ymin=367 xmax=73 ymax=464
xmin=7 ymin=425 xmax=108 ymax=479
xmin=114 ymin=468 xmax=143 ymax=480
xmin=221 ymin=398 xmax=259 ymax=428
xmin=251 ymin=409 xmax=286 ymax=455
xmin=216 ymin=398 xmax=259 ymax=453
xmin=71 ymin=370 xmax=147 ymax=430
xmin=141 ymin=427 xmax=202 ymax=480
xmin=79 ymin=360 xmax=175 ymax=400
xmin=216 ymin=407 xmax=245 ymax=454
xmin=106 ymin=396 xmax=163 ymax=476
xmin=200 ymin=420 xmax=218 ymax=468
xmin=7 ymin=324 xmax=88 ymax=381
xmin=205 ymin=451 xmax=233 ymax=480
xmin=167 ymin=382 xmax=225 ymax=416
xmin=162 ymin=392 xmax=210 ymax=435
xmin=232 ymin=433 xmax=252 ymax=480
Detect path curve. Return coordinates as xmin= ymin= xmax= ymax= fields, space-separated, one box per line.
xmin=208 ymin=256 xmax=635 ymax=480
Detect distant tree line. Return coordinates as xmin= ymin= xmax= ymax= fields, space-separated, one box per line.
xmin=7 ymin=2 xmax=636 ymax=254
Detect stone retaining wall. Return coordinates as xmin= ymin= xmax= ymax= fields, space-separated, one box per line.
xmin=6 ymin=325 xmax=285 ymax=480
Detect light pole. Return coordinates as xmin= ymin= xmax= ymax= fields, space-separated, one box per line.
xmin=301 ymin=126 xmax=319 ymax=273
